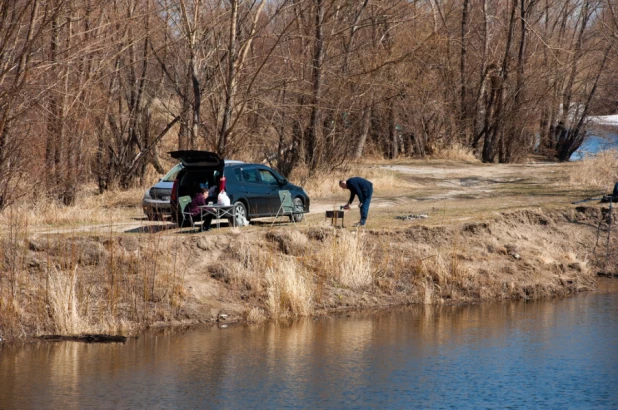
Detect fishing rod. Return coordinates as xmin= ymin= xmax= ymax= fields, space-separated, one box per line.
xmin=571 ymin=195 xmax=606 ymax=205
xmin=572 ymin=183 xmax=618 ymax=205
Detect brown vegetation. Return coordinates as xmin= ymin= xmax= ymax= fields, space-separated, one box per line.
xmin=2 ymin=0 xmax=618 ymax=209
xmin=0 ymin=205 xmax=605 ymax=341
xmin=4 ymin=0 xmax=618 ymax=342
xmin=2 ymin=156 xmax=618 ymax=341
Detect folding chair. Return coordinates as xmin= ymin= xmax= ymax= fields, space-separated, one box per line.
xmin=178 ymin=195 xmax=194 ymax=227
xmin=271 ymin=190 xmax=299 ymax=226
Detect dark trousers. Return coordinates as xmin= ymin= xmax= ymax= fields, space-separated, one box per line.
xmin=201 ymin=215 xmax=214 ymax=231
xmin=359 ymin=190 xmax=372 ymax=225
xmin=191 ymin=213 xmax=214 ymax=231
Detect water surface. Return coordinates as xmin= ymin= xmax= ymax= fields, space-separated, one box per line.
xmin=1 ymin=286 xmax=617 ymax=409
xmin=572 ymin=126 xmax=618 ymax=160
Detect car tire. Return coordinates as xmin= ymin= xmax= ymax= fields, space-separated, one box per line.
xmin=290 ymin=197 xmax=304 ymax=222
xmin=229 ymin=201 xmax=249 ymax=227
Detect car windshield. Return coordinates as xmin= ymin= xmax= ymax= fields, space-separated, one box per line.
xmin=162 ymin=164 xmax=183 ymax=182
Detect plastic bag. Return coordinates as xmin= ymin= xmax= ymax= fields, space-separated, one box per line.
xmin=217 ymin=190 xmax=231 ymax=206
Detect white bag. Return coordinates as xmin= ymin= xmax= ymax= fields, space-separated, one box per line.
xmin=217 ymin=190 xmax=231 ymax=206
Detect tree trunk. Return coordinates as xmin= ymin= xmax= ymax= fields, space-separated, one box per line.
xmin=354 ymin=100 xmax=372 ymax=160
xmin=459 ymin=0 xmax=469 ymax=140
xmin=481 ymin=0 xmax=517 ymax=163
xmin=307 ymin=0 xmax=325 ymax=172
xmin=388 ymin=101 xmax=398 ymax=159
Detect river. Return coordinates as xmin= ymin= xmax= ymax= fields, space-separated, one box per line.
xmin=572 ymin=123 xmax=618 ymax=160
xmin=1 ymin=281 xmax=617 ymax=409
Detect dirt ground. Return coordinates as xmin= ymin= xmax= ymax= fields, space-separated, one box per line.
xmin=37 ymin=160 xmax=593 ymax=234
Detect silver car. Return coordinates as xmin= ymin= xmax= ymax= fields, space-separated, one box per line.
xmin=142 ymin=163 xmax=183 ymax=220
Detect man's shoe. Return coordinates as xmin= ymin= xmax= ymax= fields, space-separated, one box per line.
xmin=352 ymin=222 xmax=365 ymax=227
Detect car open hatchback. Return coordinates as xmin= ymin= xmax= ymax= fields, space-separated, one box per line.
xmin=169 ymin=150 xmax=310 ymax=227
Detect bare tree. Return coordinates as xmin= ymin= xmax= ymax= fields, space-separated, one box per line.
xmin=0 ymin=0 xmax=58 ymax=208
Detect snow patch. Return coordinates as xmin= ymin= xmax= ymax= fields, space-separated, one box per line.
xmin=590 ymin=115 xmax=618 ymax=126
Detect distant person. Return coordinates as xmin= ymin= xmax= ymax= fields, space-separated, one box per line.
xmin=188 ymin=183 xmax=214 ymax=231
xmin=339 ymin=177 xmax=373 ymax=227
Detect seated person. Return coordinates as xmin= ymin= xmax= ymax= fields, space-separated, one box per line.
xmin=187 ymin=183 xmax=214 ymax=231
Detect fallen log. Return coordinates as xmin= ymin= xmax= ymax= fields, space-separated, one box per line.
xmin=37 ymin=334 xmax=127 ymax=343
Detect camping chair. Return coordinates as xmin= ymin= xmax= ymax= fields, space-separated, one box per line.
xmin=271 ymin=190 xmax=302 ymax=226
xmin=178 ymin=195 xmax=194 ymax=227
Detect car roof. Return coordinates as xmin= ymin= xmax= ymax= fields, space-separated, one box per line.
xmin=225 ymin=162 xmax=267 ymax=168
xmin=225 ymin=160 xmax=244 ymax=165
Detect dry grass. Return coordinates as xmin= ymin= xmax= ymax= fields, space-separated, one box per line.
xmin=568 ymin=149 xmax=618 ymax=189
xmin=265 ymin=258 xmax=314 ymax=318
xmin=0 ymin=185 xmax=144 ymax=230
xmin=0 ymin=158 xmax=607 ymax=340
xmin=418 ymin=250 xmax=473 ymax=304
xmin=48 ymin=266 xmax=86 ymax=335
xmin=246 ymin=306 xmax=267 ymax=323
xmin=0 ymin=217 xmax=185 ymax=338
xmin=291 ymin=163 xmax=416 ymax=199
xmin=430 ymin=143 xmax=479 ymax=162
xmin=220 ymin=236 xmax=269 ymax=294
xmin=0 ymin=203 xmax=601 ymax=340
xmin=318 ymin=230 xmax=373 ymax=289
xmin=217 ymin=232 xmax=315 ymax=320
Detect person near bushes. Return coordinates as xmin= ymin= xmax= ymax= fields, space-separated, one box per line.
xmin=339 ymin=177 xmax=373 ymax=227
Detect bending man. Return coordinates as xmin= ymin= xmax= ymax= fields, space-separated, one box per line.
xmin=339 ymin=177 xmax=373 ymax=227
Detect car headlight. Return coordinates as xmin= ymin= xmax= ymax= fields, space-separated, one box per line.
xmin=143 ymin=188 xmax=152 ymax=200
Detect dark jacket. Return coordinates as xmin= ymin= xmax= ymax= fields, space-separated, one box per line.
xmin=188 ymin=193 xmax=207 ymax=216
xmin=346 ymin=177 xmax=373 ymax=204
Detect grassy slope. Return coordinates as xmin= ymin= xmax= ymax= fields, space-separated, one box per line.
xmin=1 ymin=158 xmax=617 ymax=340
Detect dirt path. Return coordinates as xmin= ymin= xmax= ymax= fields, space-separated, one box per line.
xmin=36 ymin=161 xmax=577 ymax=235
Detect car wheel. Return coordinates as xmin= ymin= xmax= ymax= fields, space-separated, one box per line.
xmin=229 ymin=201 xmax=248 ymax=227
xmin=290 ymin=197 xmax=304 ymax=222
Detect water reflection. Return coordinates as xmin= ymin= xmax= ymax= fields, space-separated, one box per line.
xmin=1 ymin=292 xmax=617 ymax=409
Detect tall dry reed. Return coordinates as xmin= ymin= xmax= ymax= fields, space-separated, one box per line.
xmin=0 ymin=211 xmax=186 ymax=338
xmin=48 ymin=266 xmax=86 ymax=335
xmin=431 ymin=143 xmax=479 ymax=162
xmin=319 ymin=230 xmax=373 ymax=289
xmin=265 ymin=258 xmax=314 ymax=318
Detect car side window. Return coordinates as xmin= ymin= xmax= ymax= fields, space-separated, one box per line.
xmin=241 ymin=168 xmax=260 ymax=183
xmin=233 ymin=168 xmax=242 ymax=181
xmin=259 ymin=169 xmax=279 ymax=186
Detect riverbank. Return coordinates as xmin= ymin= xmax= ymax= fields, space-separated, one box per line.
xmin=1 ymin=159 xmax=617 ymax=341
